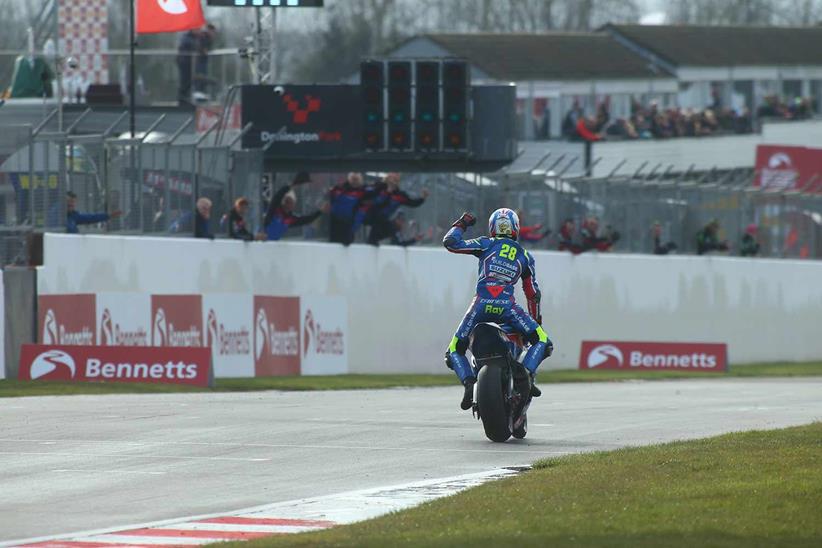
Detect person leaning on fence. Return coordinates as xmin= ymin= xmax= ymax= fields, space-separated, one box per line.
xmin=226 ymin=197 xmax=254 ymax=241
xmin=651 ymin=221 xmax=678 ymax=255
xmin=328 ymin=172 xmax=372 ymax=246
xmin=194 ymin=197 xmax=214 ymax=240
xmin=66 ymin=191 xmax=121 ymax=234
xmin=365 ymin=173 xmax=429 ymax=246
xmin=740 ymin=224 xmax=761 ymax=257
xmin=517 ymin=209 xmax=551 ymax=245
xmin=260 ymin=172 xmax=329 ymax=242
xmin=580 ymin=216 xmax=619 ymax=252
xmin=696 ymin=219 xmax=729 ymax=255
xmin=389 ymin=212 xmax=423 ymax=247
xmin=558 ymin=218 xmax=583 ymax=254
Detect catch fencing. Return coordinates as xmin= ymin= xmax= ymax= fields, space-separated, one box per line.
xmin=1 ymin=108 xmax=820 ymax=265
xmin=0 ymin=107 xmax=265 ymax=265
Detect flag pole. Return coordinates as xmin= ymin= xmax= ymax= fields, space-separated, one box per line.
xmin=129 ymin=0 xmax=136 ymax=138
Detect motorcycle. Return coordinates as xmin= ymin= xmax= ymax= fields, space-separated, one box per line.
xmin=469 ymin=323 xmax=534 ymax=442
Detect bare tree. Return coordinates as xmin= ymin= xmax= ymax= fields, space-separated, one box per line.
xmin=667 ymin=0 xmax=822 ymax=25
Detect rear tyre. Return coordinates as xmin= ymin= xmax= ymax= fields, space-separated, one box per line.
xmin=476 ymin=364 xmax=512 ymax=442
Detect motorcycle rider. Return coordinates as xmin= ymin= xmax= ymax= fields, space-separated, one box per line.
xmin=443 ymin=208 xmax=553 ymax=410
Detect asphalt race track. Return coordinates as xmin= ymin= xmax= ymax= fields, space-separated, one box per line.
xmin=2 ymin=378 xmax=821 ymax=542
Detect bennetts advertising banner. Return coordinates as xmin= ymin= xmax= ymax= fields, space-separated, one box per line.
xmin=579 ymin=341 xmax=727 ymax=372
xmin=754 ymin=145 xmax=822 ymax=192
xmin=19 ymin=344 xmax=213 ymax=387
xmin=37 ymin=293 xmax=348 ymax=378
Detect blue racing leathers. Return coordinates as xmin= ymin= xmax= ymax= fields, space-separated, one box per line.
xmin=443 ymin=226 xmax=551 ymax=384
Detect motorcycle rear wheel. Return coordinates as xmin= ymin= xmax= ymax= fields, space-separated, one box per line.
xmin=476 ymin=363 xmax=512 ymax=442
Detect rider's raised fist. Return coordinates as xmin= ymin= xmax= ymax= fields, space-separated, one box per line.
xmin=453 ymin=212 xmax=476 ymax=230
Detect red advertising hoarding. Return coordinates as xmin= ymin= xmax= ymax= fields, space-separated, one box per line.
xmin=579 ymin=341 xmax=727 ymax=372
xmin=253 ymin=296 xmax=301 ymax=376
xmin=19 ymin=344 xmax=212 ymax=387
xmin=151 ymin=295 xmax=203 ymax=347
xmin=754 ymin=145 xmax=822 ymax=192
xmin=38 ymin=294 xmax=96 ymax=345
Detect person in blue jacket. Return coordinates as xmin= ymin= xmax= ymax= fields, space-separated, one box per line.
xmin=365 ymin=173 xmax=428 ymax=246
xmin=328 ymin=172 xmax=370 ymax=246
xmin=66 ymin=191 xmax=121 ymax=234
xmin=443 ymin=208 xmax=554 ymax=410
xmin=261 ymin=172 xmax=329 ymax=241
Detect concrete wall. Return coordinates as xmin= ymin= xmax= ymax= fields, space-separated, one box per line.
xmin=37 ymin=234 xmax=822 ymax=372
xmin=4 ymin=267 xmax=36 ymax=380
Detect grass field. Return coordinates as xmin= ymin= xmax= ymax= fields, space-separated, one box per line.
xmin=1 ymin=361 xmax=820 ymax=397
xmin=232 ymin=422 xmax=822 ymax=548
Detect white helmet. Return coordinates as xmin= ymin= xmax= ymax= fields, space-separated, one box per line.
xmin=488 ymin=208 xmax=520 ymax=240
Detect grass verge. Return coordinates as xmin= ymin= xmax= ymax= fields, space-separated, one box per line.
xmin=231 ymin=422 xmax=822 ymax=548
xmin=1 ymin=362 xmax=820 ymax=398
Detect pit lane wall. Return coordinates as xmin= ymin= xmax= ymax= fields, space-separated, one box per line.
xmin=37 ymin=234 xmax=822 ymax=374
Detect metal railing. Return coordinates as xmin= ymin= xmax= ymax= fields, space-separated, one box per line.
xmin=1 ymin=110 xmax=820 ymax=266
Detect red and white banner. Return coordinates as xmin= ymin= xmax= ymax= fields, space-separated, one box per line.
xmin=151 ymin=295 xmax=203 ymax=347
xmin=37 ymin=293 xmax=348 ymax=377
xmin=19 ymin=344 xmax=212 ymax=387
xmin=754 ymin=145 xmax=822 ymax=192
xmin=97 ymin=293 xmax=150 ymax=346
xmin=204 ymin=294 xmax=254 ymax=378
xmin=301 ymin=295 xmax=347 ymax=375
xmin=137 ymin=0 xmax=206 ymax=34
xmin=39 ymin=294 xmax=96 ymax=346
xmin=253 ymin=296 xmax=301 ymax=376
xmin=579 ymin=341 xmax=727 ymax=372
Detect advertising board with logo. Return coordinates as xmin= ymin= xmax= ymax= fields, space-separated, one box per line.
xmin=300 ymin=295 xmax=348 ymax=376
xmin=253 ymin=296 xmax=301 ymax=376
xmin=151 ymin=295 xmax=203 ymax=347
xmin=36 ymin=292 xmax=348 ymax=378
xmin=19 ymin=344 xmax=212 ymax=387
xmin=97 ymin=293 xmax=150 ymax=346
xmin=754 ymin=145 xmax=822 ymax=192
xmin=241 ymin=85 xmax=361 ymax=157
xmin=580 ymin=341 xmax=727 ymax=372
xmin=203 ymin=294 xmax=254 ymax=378
xmin=38 ymin=294 xmax=96 ymax=346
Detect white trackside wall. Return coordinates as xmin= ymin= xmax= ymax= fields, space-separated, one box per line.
xmin=38 ymin=234 xmax=822 ymax=373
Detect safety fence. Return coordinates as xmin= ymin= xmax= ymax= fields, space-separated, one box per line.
xmin=1 ymin=111 xmax=821 ymax=266
xmin=0 ymin=106 xmax=265 ymax=265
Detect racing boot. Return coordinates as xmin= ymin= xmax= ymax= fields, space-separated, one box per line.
xmin=461 ymin=377 xmax=477 ymax=410
xmin=530 ymin=373 xmax=542 ymax=398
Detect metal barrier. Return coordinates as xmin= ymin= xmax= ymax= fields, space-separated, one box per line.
xmin=0 ymin=107 xmax=265 ymax=265
xmin=0 ymin=107 xmax=820 ymax=265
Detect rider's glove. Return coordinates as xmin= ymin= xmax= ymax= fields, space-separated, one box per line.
xmin=452 ymin=212 xmax=476 ymax=231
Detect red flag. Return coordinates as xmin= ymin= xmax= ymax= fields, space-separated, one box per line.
xmin=137 ymin=0 xmax=206 ymax=34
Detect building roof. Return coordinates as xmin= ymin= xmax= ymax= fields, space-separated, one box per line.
xmin=421 ymin=33 xmax=671 ymax=80
xmin=605 ymin=24 xmax=822 ymax=67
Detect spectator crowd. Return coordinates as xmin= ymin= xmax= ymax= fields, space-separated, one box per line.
xmin=146 ymin=171 xmax=428 ymax=247
xmin=65 ymin=177 xmax=764 ymax=259
xmin=563 ymin=94 xmax=815 ymax=142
